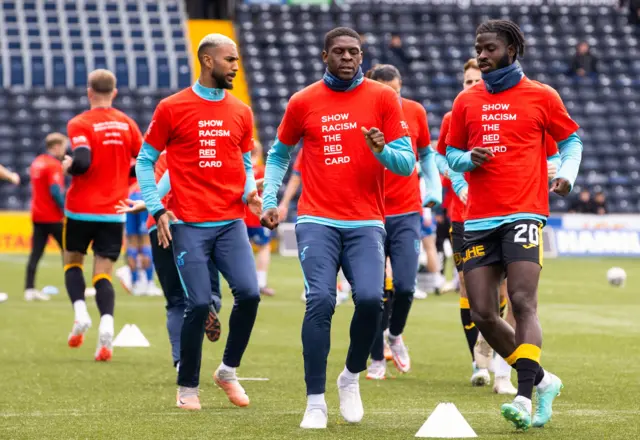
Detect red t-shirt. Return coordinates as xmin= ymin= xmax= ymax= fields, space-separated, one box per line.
xmin=545 ymin=135 xmax=559 ymax=156
xmin=384 ymin=97 xmax=430 ymax=216
xmin=66 ymin=107 xmax=142 ymax=217
xmin=146 ymin=151 xmax=171 ymax=230
xmin=445 ymin=78 xmax=579 ymax=220
xmin=437 ymin=111 xmax=467 ymax=223
xmin=244 ymin=163 xmax=264 ymax=228
xmin=277 ymin=79 xmax=409 ymax=222
xmin=144 ymin=88 xmax=254 ymax=223
xmin=30 ymin=154 xmax=64 ymax=223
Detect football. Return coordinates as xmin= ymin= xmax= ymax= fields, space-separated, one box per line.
xmin=607 ymin=267 xmax=627 ymax=287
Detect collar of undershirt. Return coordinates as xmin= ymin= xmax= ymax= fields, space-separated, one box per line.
xmin=192 ymin=81 xmax=225 ymax=102
xmin=482 ymin=62 xmax=524 ymax=94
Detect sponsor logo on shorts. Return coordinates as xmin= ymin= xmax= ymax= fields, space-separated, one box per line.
xmin=453 ymin=252 xmax=463 ymax=267
xmin=300 ymin=246 xmax=309 ymax=262
xmin=414 ymin=239 xmax=421 ymax=254
xmin=462 ymin=245 xmax=485 ymax=263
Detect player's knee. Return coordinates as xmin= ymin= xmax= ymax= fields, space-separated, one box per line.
xmin=233 ymin=281 xmax=260 ymax=302
xmin=306 ymin=293 xmax=336 ymax=318
xmin=354 ymin=290 xmax=383 ymax=311
xmin=509 ymin=291 xmax=537 ymax=317
xmin=394 ymin=277 xmax=415 ymax=295
xmin=470 ymin=307 xmax=499 ymax=327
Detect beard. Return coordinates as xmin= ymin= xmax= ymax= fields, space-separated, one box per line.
xmin=496 ymin=52 xmax=512 ymax=70
xmin=212 ymin=70 xmax=234 ymax=90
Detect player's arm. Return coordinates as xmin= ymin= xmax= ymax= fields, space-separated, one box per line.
xmin=368 ymin=88 xmax=415 ymax=176
xmin=263 ymin=138 xmax=295 ymax=212
xmin=115 ymin=170 xmax=170 ymax=215
xmin=545 ymin=137 xmax=561 ymax=181
xmin=414 ymin=107 xmax=442 ymax=206
xmin=278 ymin=173 xmax=300 ymax=211
xmin=239 ymin=112 xmax=258 ymax=206
xmin=136 ymin=102 xmax=171 ymax=220
xmin=445 ymin=96 xmax=484 ymax=172
xmin=0 ymin=164 xmax=20 ymax=185
xmin=262 ymin=98 xmax=303 ymax=217
xmin=545 ymin=87 xmax=583 ymax=194
xmin=66 ymin=120 xmax=92 ymax=175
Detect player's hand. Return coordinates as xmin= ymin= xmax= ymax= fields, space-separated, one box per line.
xmin=260 ymin=208 xmax=280 ymax=230
xmin=550 ymin=177 xmax=571 ymax=197
xmin=115 ymin=198 xmax=146 ymax=214
xmin=62 ymin=155 xmax=73 ymax=174
xmin=246 ymin=189 xmax=263 ymax=218
xmin=470 ymin=148 xmax=494 ymax=166
xmin=459 ymin=186 xmax=468 ymax=205
xmin=547 ymin=161 xmax=558 ymax=181
xmin=8 ymin=172 xmax=20 ymax=186
xmin=277 ymin=203 xmax=289 ymax=221
xmin=361 ymin=127 xmax=385 ymax=153
xmin=157 ymin=210 xmax=177 ymax=249
xmin=255 ymin=178 xmax=265 ymax=192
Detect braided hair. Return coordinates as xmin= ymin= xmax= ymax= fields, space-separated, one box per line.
xmin=476 ymin=20 xmax=525 ymax=61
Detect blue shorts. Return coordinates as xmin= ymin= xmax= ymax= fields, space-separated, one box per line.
xmin=125 ymin=192 xmax=149 ymax=236
xmin=247 ymin=226 xmax=272 ymax=246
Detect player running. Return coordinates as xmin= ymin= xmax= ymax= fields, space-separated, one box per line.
xmin=363 ymin=64 xmax=442 ymax=380
xmin=137 ymin=34 xmax=261 ymax=411
xmin=63 ymin=69 xmax=142 ymax=361
xmin=244 ymin=140 xmax=275 ymax=296
xmin=116 ymin=151 xmax=222 ymax=370
xmin=25 ymin=132 xmax=67 ymax=301
xmin=445 ymin=20 xmax=582 ymax=430
xmin=261 ymin=27 xmax=415 ymax=429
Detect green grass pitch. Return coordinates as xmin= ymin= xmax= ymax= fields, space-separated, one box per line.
xmin=0 ymin=254 xmax=639 ymax=439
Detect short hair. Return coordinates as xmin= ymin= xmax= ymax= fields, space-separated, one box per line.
xmin=197 ymin=33 xmax=236 ymax=61
xmin=88 ymin=69 xmax=116 ymax=94
xmin=45 ymin=132 xmax=67 ymax=149
xmin=365 ymin=64 xmax=401 ymax=82
xmin=324 ymin=27 xmax=361 ymax=51
xmin=476 ymin=20 xmax=525 ymax=60
xmin=463 ymin=58 xmax=479 ymax=72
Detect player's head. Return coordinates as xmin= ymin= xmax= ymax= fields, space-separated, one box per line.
xmin=365 ymin=64 xmax=402 ymax=96
xmin=462 ymin=58 xmax=482 ymax=90
xmin=197 ymin=34 xmax=238 ymax=90
xmin=45 ymin=132 xmax=68 ymax=160
xmin=87 ymin=69 xmax=117 ymax=104
xmin=475 ymin=20 xmax=525 ymax=73
xmin=322 ymin=27 xmax=362 ymax=81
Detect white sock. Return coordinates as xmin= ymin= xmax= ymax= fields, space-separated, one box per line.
xmin=514 ymin=395 xmax=532 ymax=414
xmin=371 ymin=359 xmax=385 ymax=367
xmin=536 ymin=369 xmax=552 ymax=389
xmin=257 ymin=271 xmax=267 ymax=289
xmin=99 ymin=314 xmax=114 ymax=334
xmin=178 ymin=386 xmax=198 ymax=397
xmin=73 ymin=300 xmax=89 ymax=320
xmin=388 ymin=333 xmax=400 ymax=343
xmin=307 ymin=393 xmax=326 ymax=408
xmin=494 ymin=356 xmax=513 ymax=378
xmin=219 ymin=362 xmax=236 ymax=374
xmin=340 ymin=366 xmax=359 ymax=382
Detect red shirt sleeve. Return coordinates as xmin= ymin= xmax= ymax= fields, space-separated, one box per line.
xmin=545 ymin=134 xmax=559 ymax=157
xmin=445 ymin=94 xmax=469 ymax=150
xmin=544 ymin=87 xmax=580 ymax=142
xmin=240 ymin=106 xmax=255 ymax=154
xmin=436 ymin=112 xmax=452 ymax=156
xmin=143 ymin=101 xmax=172 ymax=153
xmin=67 ymin=118 xmax=92 ymax=150
xmin=379 ymin=87 xmax=409 ymax=142
xmin=128 ymin=117 xmax=143 ymax=158
xmin=416 ymin=105 xmax=431 ymax=149
xmin=277 ymin=96 xmax=303 ymax=147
